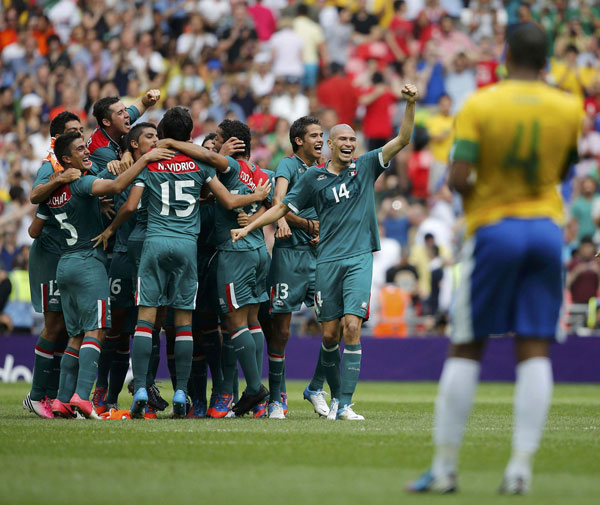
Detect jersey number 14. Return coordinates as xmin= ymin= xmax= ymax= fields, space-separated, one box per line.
xmin=160 ymin=180 xmax=196 ymax=217
xmin=332 ymin=183 xmax=350 ymax=203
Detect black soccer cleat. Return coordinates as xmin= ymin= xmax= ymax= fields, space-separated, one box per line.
xmin=147 ymin=383 xmax=169 ymax=411
xmin=232 ymin=385 xmax=269 ymax=417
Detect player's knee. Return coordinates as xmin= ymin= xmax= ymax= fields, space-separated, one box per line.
xmin=344 ymin=319 xmax=361 ymax=340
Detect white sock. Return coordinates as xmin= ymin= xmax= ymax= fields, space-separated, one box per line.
xmin=431 ymin=357 xmax=480 ymax=477
xmin=506 ymin=357 xmax=553 ymax=477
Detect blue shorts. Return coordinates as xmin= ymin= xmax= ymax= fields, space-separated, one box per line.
xmin=451 ymin=218 xmax=563 ymax=343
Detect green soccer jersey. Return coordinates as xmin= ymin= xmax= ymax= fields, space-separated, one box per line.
xmin=113 ymin=186 xmax=137 ymax=253
xmin=198 ymin=203 xmax=216 ymax=248
xmin=282 ymin=148 xmax=388 ymax=264
xmin=32 ymin=161 xmax=62 ymax=256
xmin=215 ymin=156 xmax=272 ymax=252
xmin=274 ymin=155 xmax=319 ymax=249
xmin=87 ymin=105 xmax=141 ymax=173
xmin=129 ymin=176 xmax=149 ymax=243
xmin=43 ymin=172 xmax=109 ymax=256
xmin=136 ymin=151 xmax=215 ymax=240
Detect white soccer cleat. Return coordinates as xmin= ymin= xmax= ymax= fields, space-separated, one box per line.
xmin=303 ymin=385 xmax=329 ymax=416
xmin=326 ymin=398 xmax=339 ymax=420
xmin=499 ymin=471 xmax=531 ymax=495
xmin=268 ymin=401 xmax=286 ymax=419
xmin=336 ymin=403 xmax=365 ymax=421
xmin=23 ymin=393 xmax=54 ymax=419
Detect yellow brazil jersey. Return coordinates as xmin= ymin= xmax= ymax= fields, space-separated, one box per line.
xmin=453 ymin=79 xmax=581 ymax=235
xmin=427 ymin=113 xmax=455 ymax=163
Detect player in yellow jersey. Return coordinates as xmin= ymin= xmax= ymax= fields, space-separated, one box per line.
xmin=408 ymin=23 xmax=581 ymax=495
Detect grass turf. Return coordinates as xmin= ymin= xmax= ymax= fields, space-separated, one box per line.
xmin=0 ymin=381 xmax=598 ymax=505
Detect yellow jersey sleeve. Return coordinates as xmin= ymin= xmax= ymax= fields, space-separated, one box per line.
xmin=452 ymin=97 xmax=480 ymax=164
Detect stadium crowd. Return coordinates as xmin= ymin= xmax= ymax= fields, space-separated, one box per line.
xmin=0 ymin=0 xmax=599 ymax=335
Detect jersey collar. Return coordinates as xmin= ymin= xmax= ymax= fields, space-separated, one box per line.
xmin=100 ymin=126 xmax=122 ymax=155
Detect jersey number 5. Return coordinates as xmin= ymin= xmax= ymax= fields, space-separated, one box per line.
xmin=160 ymin=180 xmax=196 ymax=217
xmin=55 ymin=212 xmax=78 ymax=246
xmin=332 ymin=183 xmax=350 ymax=203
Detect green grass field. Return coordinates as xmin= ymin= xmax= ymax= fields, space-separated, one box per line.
xmin=0 ymin=381 xmax=598 ymax=505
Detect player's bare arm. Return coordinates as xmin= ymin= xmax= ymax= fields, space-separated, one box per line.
xmin=91 ymin=185 xmax=144 ymax=249
xmin=132 ymin=89 xmax=161 ymax=116
xmin=91 ymin=148 xmax=174 ymax=196
xmin=381 ymin=84 xmax=418 ymax=164
xmin=273 ymin=176 xmax=316 ymax=239
xmin=448 ymin=160 xmax=474 ymax=197
xmin=157 ymin=136 xmax=245 ymax=173
xmin=207 ymin=177 xmax=271 ymax=210
xmin=28 ymin=215 xmax=45 ymax=239
xmin=30 ymin=168 xmax=81 ymax=204
xmin=231 ymin=202 xmax=290 ymax=242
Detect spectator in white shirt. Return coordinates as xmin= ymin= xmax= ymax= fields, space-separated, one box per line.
xmin=270 ymin=77 xmax=309 ymax=125
xmin=269 ymin=18 xmax=304 ymax=80
xmin=176 ymin=14 xmax=217 ymax=61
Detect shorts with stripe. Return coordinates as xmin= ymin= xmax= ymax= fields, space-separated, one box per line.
xmin=314 ymin=252 xmax=373 ymax=322
xmin=217 ymin=248 xmax=269 ymax=314
xmin=451 ymin=218 xmax=563 ymax=343
xmin=269 ymin=246 xmax=316 ymax=314
xmin=29 ymin=239 xmax=61 ymax=313
xmin=57 ymin=252 xmax=111 ymax=337
xmin=137 ymin=236 xmax=198 ymax=310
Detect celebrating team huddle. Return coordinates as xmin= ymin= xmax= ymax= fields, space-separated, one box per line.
xmin=22 ymin=82 xmax=419 ymax=421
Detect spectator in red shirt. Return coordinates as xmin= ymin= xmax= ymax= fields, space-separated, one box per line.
xmin=567 ymin=236 xmax=600 ymax=304
xmin=316 ymin=63 xmax=359 ymax=127
xmin=248 ymin=0 xmax=277 ymax=43
xmin=0 ymin=7 xmax=19 ymax=51
xmin=355 ymin=26 xmax=395 ymax=70
xmin=475 ymin=37 xmax=499 ymax=88
xmin=407 ymin=126 xmax=433 ymax=201
xmin=386 ymin=1 xmax=413 ymax=62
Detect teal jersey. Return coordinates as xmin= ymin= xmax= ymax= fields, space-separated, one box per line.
xmin=129 ymin=176 xmax=149 ymax=242
xmin=87 ymin=105 xmax=141 ymax=173
xmin=198 ymin=203 xmax=216 ymax=248
xmin=113 ymin=186 xmax=137 ymax=252
xmin=32 ymin=161 xmax=62 ymax=256
xmin=274 ymin=155 xmax=319 ymax=249
xmin=215 ymin=157 xmax=271 ymax=252
xmin=283 ymin=148 xmax=388 ymax=264
xmin=44 ymin=172 xmax=108 ymax=256
xmin=136 ymin=151 xmax=215 ymax=241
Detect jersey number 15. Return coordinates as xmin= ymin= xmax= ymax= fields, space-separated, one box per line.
xmin=160 ymin=180 xmax=196 ymax=217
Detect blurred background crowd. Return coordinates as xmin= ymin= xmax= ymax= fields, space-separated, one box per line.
xmin=0 ymin=0 xmax=600 ymax=336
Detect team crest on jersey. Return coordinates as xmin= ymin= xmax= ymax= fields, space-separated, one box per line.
xmin=48 ymin=185 xmax=72 ymax=208
xmin=349 ymin=168 xmax=357 ymax=177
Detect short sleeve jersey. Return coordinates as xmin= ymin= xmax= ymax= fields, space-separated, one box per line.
xmin=215 ymin=157 xmax=270 ymax=251
xmin=87 ymin=105 xmax=141 ymax=173
xmin=283 ymin=148 xmax=388 ymax=264
xmin=44 ymin=173 xmax=106 ymax=255
xmin=136 ymin=151 xmax=215 ymax=241
xmin=452 ymin=80 xmax=582 ymax=235
xmin=274 ymin=155 xmax=319 ymax=249
xmin=113 ymin=186 xmax=137 ymax=252
xmin=129 ymin=176 xmax=149 ymax=242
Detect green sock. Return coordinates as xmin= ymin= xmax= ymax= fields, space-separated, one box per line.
xmin=321 ymin=342 xmax=341 ymax=399
xmin=96 ymin=335 xmax=117 ymax=389
xmin=202 ymin=327 xmax=223 ymax=390
xmin=166 ymin=337 xmax=176 ymax=391
xmin=106 ymin=338 xmax=130 ymax=404
xmin=249 ymin=324 xmax=265 ymax=378
xmin=75 ymin=336 xmax=102 ymax=399
xmin=146 ymin=328 xmax=161 ymax=387
xmin=233 ymin=373 xmax=239 ymax=403
xmin=174 ymin=325 xmax=193 ymax=394
xmin=220 ymin=331 xmax=235 ymax=394
xmin=281 ymin=360 xmax=287 ymax=395
xmin=190 ymin=352 xmax=207 ymax=403
xmin=267 ymin=346 xmax=285 ymax=404
xmin=340 ymin=344 xmax=362 ymax=407
xmin=30 ymin=336 xmax=55 ymax=401
xmin=57 ymin=347 xmax=79 ymax=403
xmin=230 ymin=326 xmax=261 ymax=395
xmin=132 ymin=321 xmax=154 ymax=391
xmin=308 ymin=344 xmax=327 ymax=391
xmin=46 ymin=343 xmax=66 ymax=399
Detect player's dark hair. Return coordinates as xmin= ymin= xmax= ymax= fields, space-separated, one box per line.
xmin=218 ymin=119 xmax=251 ymax=157
xmin=289 ymin=116 xmax=320 ymax=153
xmin=93 ymin=96 xmax=120 ymax=125
xmin=506 ymin=22 xmax=547 ymax=72
xmin=50 ymin=111 xmax=80 ymax=137
xmin=54 ymin=132 xmax=82 ymax=167
xmin=202 ymin=132 xmax=217 ymax=146
xmin=161 ymin=106 xmax=193 ymax=142
xmin=393 ymin=0 xmax=405 ymax=12
xmin=126 ymin=122 xmax=156 ymax=153
xmin=580 ymin=235 xmax=594 ymax=245
xmin=297 ymin=3 xmax=309 ymax=16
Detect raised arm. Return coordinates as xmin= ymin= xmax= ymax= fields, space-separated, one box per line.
xmin=207 ymin=177 xmax=271 ymax=210
xmin=30 ymin=168 xmax=81 ymax=204
xmin=231 ymin=202 xmax=290 ymax=242
xmin=381 ymin=84 xmax=418 ymax=164
xmin=91 ymin=148 xmax=174 ymax=196
xmin=131 ymin=89 xmax=161 ymax=116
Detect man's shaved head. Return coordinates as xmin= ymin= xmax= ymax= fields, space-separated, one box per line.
xmin=330 ymin=124 xmax=355 ymax=139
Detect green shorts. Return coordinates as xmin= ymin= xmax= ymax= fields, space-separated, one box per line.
xmin=217 ymin=248 xmax=269 ymax=314
xmin=194 ymin=247 xmax=219 ymax=315
xmin=314 ymin=252 xmax=373 ymax=322
xmin=108 ymin=251 xmax=135 ymax=309
xmin=57 ymin=252 xmax=111 ymax=337
xmin=269 ymin=246 xmax=316 ymax=314
xmin=127 ymin=238 xmax=144 ymax=273
xmin=29 ymin=240 xmax=61 ymax=313
xmin=137 ymin=236 xmax=198 ymax=310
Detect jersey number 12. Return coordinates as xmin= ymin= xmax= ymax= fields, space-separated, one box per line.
xmin=160 ymin=180 xmax=196 ymax=217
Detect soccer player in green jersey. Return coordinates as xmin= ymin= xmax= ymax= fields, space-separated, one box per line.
xmin=45 ymin=132 xmax=172 ymax=419
xmin=232 ymin=84 xmax=418 ymax=420
xmin=23 ymin=112 xmax=84 ymax=418
xmin=266 ymin=116 xmax=328 ymax=419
